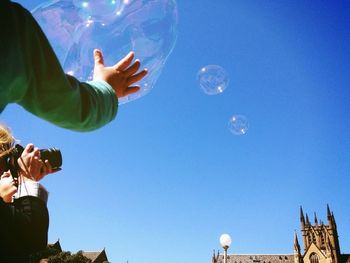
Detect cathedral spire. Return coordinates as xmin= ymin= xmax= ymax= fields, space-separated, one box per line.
xmin=332 ymin=212 xmax=338 ymax=229
xmin=327 ymin=205 xmax=337 ymax=229
xmin=314 ymin=212 xmax=318 ymax=225
xmin=212 ymin=250 xmax=216 ymax=263
xmin=294 ymin=231 xmax=303 ymax=263
xmin=306 ymin=213 xmax=310 ymax=225
xmin=327 ymin=204 xmax=333 ymax=226
xmin=300 ymin=206 xmax=305 ymax=226
xmin=294 ymin=231 xmax=301 ymax=253
xmin=327 ymin=204 xmax=332 ymax=218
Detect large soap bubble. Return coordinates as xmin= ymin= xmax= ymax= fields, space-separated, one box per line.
xmin=197 ymin=65 xmax=229 ymax=95
xmin=72 ymin=0 xmax=121 ymax=24
xmin=32 ymin=0 xmax=178 ymax=104
xmin=228 ymin=115 xmax=249 ymax=135
xmin=32 ymin=0 xmax=84 ymax=66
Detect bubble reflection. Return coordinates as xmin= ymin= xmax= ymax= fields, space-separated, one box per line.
xmin=197 ymin=65 xmax=229 ymax=95
xmin=228 ymin=115 xmax=249 ymax=135
xmin=33 ymin=0 xmax=178 ymax=104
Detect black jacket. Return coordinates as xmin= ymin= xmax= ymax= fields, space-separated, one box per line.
xmin=0 ymin=196 xmax=49 ymax=263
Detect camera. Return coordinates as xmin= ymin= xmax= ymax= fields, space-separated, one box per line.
xmin=4 ymin=144 xmax=62 ymax=178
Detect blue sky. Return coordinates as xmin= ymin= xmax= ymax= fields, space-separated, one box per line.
xmin=2 ymin=1 xmax=350 ymax=263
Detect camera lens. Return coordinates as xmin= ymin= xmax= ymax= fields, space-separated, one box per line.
xmin=40 ymin=148 xmax=62 ymax=169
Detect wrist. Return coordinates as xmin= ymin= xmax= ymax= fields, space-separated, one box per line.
xmin=18 ymin=172 xmax=36 ymax=181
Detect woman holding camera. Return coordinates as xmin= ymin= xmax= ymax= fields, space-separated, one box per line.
xmin=0 ymin=124 xmax=56 ymax=263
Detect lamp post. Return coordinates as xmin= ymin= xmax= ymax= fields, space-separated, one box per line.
xmin=220 ymin=233 xmax=232 ymax=263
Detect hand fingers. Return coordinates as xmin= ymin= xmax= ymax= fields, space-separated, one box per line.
xmin=123 ymin=86 xmax=141 ymax=97
xmin=94 ymin=49 xmax=105 ymax=67
xmin=124 ymin=59 xmax=141 ymax=76
xmin=33 ymin=147 xmax=40 ymax=157
xmin=114 ymin=51 xmax=134 ymax=71
xmin=24 ymin=143 xmax=34 ymax=153
xmin=43 ymin=160 xmax=53 ymax=174
xmin=34 ymin=156 xmax=43 ymax=170
xmin=126 ymin=69 xmax=148 ymax=86
xmin=34 ymin=160 xmax=52 ymax=181
xmin=23 ymin=145 xmax=39 ymax=159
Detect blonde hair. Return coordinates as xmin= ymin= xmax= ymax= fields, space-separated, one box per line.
xmin=0 ymin=124 xmax=15 ymax=158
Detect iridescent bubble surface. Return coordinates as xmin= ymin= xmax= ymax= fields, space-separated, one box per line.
xmin=72 ymin=0 xmax=120 ymax=23
xmin=197 ymin=65 xmax=229 ymax=95
xmin=32 ymin=0 xmax=178 ymax=104
xmin=228 ymin=115 xmax=249 ymax=135
xmin=32 ymin=0 xmax=84 ymax=66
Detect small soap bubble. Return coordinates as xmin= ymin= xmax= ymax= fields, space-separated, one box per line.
xmin=228 ymin=115 xmax=249 ymax=135
xmin=197 ymin=65 xmax=229 ymax=95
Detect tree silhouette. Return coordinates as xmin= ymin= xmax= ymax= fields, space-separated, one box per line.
xmin=29 ymin=248 xmax=93 ymax=263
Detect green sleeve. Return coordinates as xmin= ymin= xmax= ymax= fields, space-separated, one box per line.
xmin=19 ymin=74 xmax=119 ymax=132
xmin=0 ymin=1 xmax=118 ymax=132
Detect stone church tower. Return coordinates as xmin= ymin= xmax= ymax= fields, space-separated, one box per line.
xmin=212 ymin=205 xmax=349 ymax=263
xmin=295 ymin=205 xmax=341 ymax=263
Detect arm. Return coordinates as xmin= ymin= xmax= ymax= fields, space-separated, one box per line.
xmin=0 ymin=143 xmax=52 ymax=254
xmin=13 ymin=181 xmax=50 ymax=252
xmin=1 ymin=2 xmax=146 ymax=131
xmin=0 ymin=195 xmax=49 ymax=254
xmin=0 ymin=172 xmax=49 ymax=254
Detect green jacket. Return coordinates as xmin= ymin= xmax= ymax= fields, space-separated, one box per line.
xmin=0 ymin=1 xmax=118 ymax=132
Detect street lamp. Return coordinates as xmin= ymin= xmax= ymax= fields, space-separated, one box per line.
xmin=220 ymin=233 xmax=232 ymax=263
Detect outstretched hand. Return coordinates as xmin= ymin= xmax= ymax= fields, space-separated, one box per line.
xmin=93 ymin=49 xmax=148 ymax=98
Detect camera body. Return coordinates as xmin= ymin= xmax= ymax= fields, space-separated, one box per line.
xmin=4 ymin=144 xmax=62 ymax=178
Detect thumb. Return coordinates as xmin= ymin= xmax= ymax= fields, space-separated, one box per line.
xmin=24 ymin=143 xmax=34 ymax=153
xmin=94 ymin=49 xmax=104 ymax=67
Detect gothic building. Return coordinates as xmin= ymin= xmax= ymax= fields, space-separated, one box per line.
xmin=212 ymin=206 xmax=350 ymax=263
